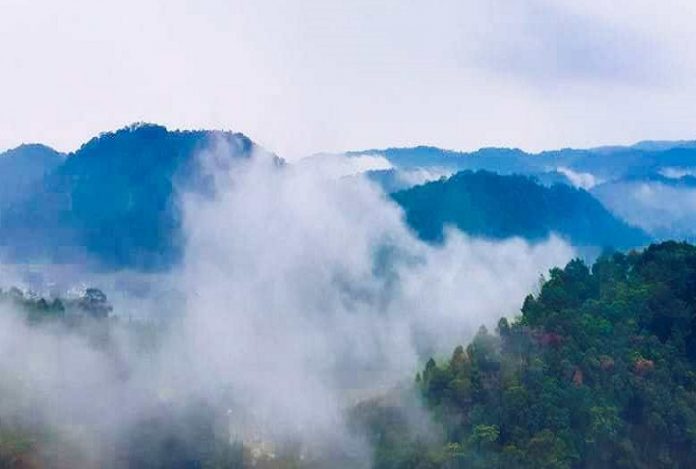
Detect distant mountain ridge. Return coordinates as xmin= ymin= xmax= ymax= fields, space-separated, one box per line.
xmin=348 ymin=141 xmax=696 ymax=182
xmin=2 ymin=127 xmax=691 ymax=270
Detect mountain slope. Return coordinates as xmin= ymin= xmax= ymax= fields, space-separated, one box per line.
xmin=0 ymin=144 xmax=64 ymax=207
xmin=392 ymin=170 xmax=650 ymax=249
xmin=0 ymin=124 xmax=267 ymax=270
xmin=379 ymin=241 xmax=696 ymax=467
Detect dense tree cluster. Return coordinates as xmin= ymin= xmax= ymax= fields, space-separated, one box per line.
xmin=376 ymin=241 xmax=696 ymax=468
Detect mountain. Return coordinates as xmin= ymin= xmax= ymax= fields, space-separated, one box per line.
xmin=623 ymin=139 xmax=696 ymax=152
xmin=2 ymin=128 xmax=689 ymax=269
xmin=0 ymin=144 xmax=64 ymax=207
xmin=351 ymin=142 xmax=696 ymax=187
xmin=0 ymin=124 xmax=267 ymax=270
xmin=346 ymin=142 xmax=696 ymax=244
xmin=392 ymin=170 xmax=650 ymax=249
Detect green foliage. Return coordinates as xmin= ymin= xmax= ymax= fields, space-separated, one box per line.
xmin=391 ymin=241 xmax=696 ymax=468
xmin=392 ymin=170 xmax=649 ymax=249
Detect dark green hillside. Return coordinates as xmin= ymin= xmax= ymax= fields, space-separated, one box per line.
xmin=392 ymin=170 xmax=649 ymax=249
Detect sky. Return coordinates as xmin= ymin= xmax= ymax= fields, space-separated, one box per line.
xmin=2 ymin=0 xmax=696 ymax=159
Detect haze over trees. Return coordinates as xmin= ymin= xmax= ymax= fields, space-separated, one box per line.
xmin=361 ymin=241 xmax=696 ymax=468
xmin=0 ymin=124 xmax=695 ymax=467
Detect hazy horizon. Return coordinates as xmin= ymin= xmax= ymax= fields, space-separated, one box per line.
xmin=4 ymin=121 xmax=696 ymax=162
xmin=3 ymin=0 xmax=696 ymax=159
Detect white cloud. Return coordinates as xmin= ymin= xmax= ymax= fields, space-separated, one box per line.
xmin=594 ymin=181 xmax=696 ymax=238
xmin=170 ymin=143 xmax=575 ymax=448
xmin=297 ymin=153 xmax=393 ymax=179
xmin=394 ymin=168 xmax=454 ymax=189
xmin=659 ymin=167 xmax=696 ymax=179
xmin=557 ymin=166 xmax=601 ymax=189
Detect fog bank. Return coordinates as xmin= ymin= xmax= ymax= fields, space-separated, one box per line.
xmin=0 ymin=142 xmax=575 ymax=465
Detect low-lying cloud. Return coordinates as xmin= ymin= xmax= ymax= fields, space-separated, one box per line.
xmin=659 ymin=167 xmax=696 ymax=179
xmin=593 ymin=180 xmax=696 ymax=240
xmin=170 ymin=142 xmax=574 ymax=449
xmin=297 ymin=153 xmax=393 ymax=179
xmin=557 ymin=166 xmax=601 ymax=190
xmin=0 ymin=141 xmax=575 ymax=465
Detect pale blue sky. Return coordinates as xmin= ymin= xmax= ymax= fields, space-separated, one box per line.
xmin=1 ymin=0 xmax=695 ymax=159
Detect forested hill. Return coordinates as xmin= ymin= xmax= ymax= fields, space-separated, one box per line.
xmin=392 ymin=170 xmax=650 ymax=249
xmin=362 ymin=241 xmax=696 ymax=468
xmin=0 ymin=124 xmax=267 ymax=270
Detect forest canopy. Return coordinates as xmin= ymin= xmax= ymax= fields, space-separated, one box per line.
xmin=367 ymin=241 xmax=696 ymax=468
